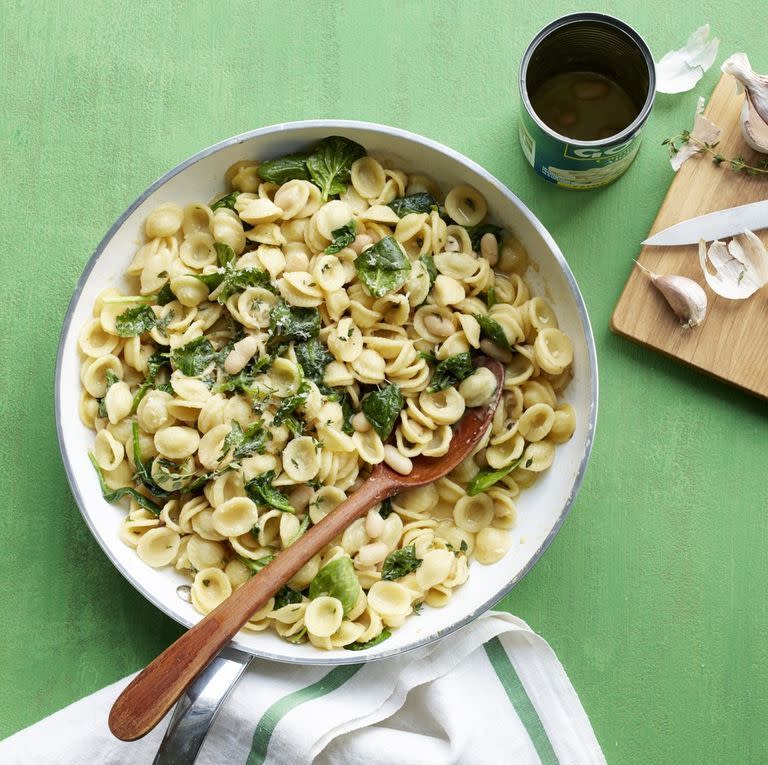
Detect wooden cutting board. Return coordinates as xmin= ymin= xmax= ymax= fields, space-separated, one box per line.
xmin=611 ymin=74 xmax=768 ymax=399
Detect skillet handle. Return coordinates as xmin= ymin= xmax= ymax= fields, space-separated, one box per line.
xmin=152 ymin=647 xmax=252 ymax=765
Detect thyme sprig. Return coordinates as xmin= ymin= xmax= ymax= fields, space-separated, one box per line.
xmin=663 ymin=130 xmax=768 ymax=175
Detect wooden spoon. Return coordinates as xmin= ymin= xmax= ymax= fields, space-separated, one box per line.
xmin=109 ymin=358 xmax=504 ymax=741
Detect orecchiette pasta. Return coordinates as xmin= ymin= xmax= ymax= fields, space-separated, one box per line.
xmin=82 ymin=136 xmax=575 ymax=651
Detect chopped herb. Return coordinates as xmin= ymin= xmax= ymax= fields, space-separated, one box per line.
xmin=474 ymin=313 xmax=511 ymax=351
xmin=295 ymin=338 xmax=333 ymax=383
xmin=306 ymin=136 xmax=366 ymax=200
xmin=467 ymin=455 xmax=525 ymax=496
xmin=273 ymin=380 xmax=311 ymax=426
xmin=345 ymin=629 xmax=392 ymax=651
xmin=325 ymin=220 xmax=356 ymax=254
xmin=151 ymin=457 xmax=195 ymax=492
xmin=245 ymin=470 xmax=294 ymax=513
xmin=221 ymin=420 xmax=270 ymax=460
xmin=258 ymin=153 xmax=311 ymax=184
xmin=115 ymin=304 xmax=156 ymax=337
xmin=210 ymin=191 xmax=240 ymax=212
xmin=354 ymin=236 xmax=411 ymax=298
xmin=412 ymin=601 xmax=424 ymax=614
xmin=89 ymin=453 xmax=162 ymax=515
xmin=273 ymin=586 xmax=303 ymax=609
xmin=286 ymin=514 xmax=311 ymax=546
xmin=388 ymin=192 xmax=438 ymax=217
xmin=486 ymin=287 xmax=497 ymax=308
xmin=361 ymin=384 xmax=404 ymax=440
xmin=269 ymin=301 xmax=321 ymax=344
xmin=427 ymin=351 xmax=475 ymax=393
xmin=378 ymin=498 xmax=394 ymax=519
xmin=381 ymin=544 xmax=422 ymax=581
xmin=171 ymin=336 xmax=216 ymax=376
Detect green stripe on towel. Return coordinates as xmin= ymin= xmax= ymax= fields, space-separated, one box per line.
xmin=247 ymin=664 xmax=362 ymax=765
xmin=484 ymin=636 xmax=559 ymax=765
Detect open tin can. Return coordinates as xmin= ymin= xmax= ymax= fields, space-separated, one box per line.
xmin=518 ymin=13 xmax=656 ymax=189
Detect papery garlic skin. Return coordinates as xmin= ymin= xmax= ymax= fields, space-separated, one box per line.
xmin=721 ymin=53 xmax=768 ymax=154
xmin=698 ymin=232 xmax=768 ymax=300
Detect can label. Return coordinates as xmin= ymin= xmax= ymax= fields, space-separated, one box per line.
xmin=519 ymin=107 xmax=643 ymax=189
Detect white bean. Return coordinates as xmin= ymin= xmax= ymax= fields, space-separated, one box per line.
xmin=356 ymin=542 xmax=389 ymax=568
xmin=224 ymin=335 xmax=260 ymax=374
xmin=480 ymin=232 xmax=499 ymax=266
xmin=351 ymin=412 xmax=370 ymax=433
xmin=383 ymin=445 xmax=413 ymax=475
xmin=365 ymin=508 xmax=385 ymax=538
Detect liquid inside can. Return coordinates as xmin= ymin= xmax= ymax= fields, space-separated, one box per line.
xmin=518 ymin=13 xmax=656 ymax=190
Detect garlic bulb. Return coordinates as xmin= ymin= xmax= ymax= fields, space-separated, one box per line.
xmin=721 ymin=53 xmax=768 ymax=154
xmin=635 ymin=262 xmax=707 ymax=328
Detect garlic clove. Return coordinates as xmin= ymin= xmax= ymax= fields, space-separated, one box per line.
xmin=698 ymin=232 xmax=768 ymax=299
xmin=721 ymin=53 xmax=768 ymax=154
xmin=635 ymin=262 xmax=707 ymax=328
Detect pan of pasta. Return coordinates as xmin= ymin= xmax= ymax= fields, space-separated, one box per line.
xmin=55 ymin=122 xmax=598 ymax=664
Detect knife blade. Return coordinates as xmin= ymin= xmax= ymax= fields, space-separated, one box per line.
xmin=642 ymin=199 xmax=768 ymax=246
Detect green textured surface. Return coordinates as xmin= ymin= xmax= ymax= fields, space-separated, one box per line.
xmin=1 ymin=1 xmax=767 ymax=762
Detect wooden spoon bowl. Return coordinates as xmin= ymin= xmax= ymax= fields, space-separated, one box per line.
xmin=109 ymin=357 xmax=504 ymax=741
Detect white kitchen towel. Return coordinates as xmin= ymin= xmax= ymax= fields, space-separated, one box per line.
xmin=0 ymin=611 xmax=605 ymax=765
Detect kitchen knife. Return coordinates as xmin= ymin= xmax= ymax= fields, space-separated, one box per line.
xmin=642 ymin=199 xmax=768 ymax=246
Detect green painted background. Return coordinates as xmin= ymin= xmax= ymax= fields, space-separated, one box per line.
xmin=1 ymin=1 xmax=766 ymax=762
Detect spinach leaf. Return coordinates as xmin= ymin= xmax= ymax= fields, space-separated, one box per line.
xmin=130 ymin=351 xmax=170 ymax=414
xmin=197 ymin=264 xmax=274 ymax=303
xmin=240 ymin=554 xmax=275 ymax=575
xmin=467 ymin=455 xmax=525 ymax=496
xmin=221 ymin=421 xmax=270 ymax=460
xmin=156 ymin=282 xmax=176 ymax=306
xmin=274 ymin=586 xmax=303 ymax=609
xmin=388 ymin=192 xmax=437 ymax=217
xmin=295 ymin=338 xmax=332 ymax=383
xmin=464 ymin=223 xmax=503 ymax=251
xmin=345 ymin=629 xmax=392 ymax=651
xmin=269 ymin=301 xmax=321 ymax=344
xmin=171 ymin=336 xmax=216 ymax=376
xmin=131 ymin=422 xmax=170 ymax=499
xmin=186 ymin=463 xmax=236 ymax=493
xmin=214 ymin=242 xmax=236 ymax=267
xmin=306 ymin=136 xmax=366 ymax=200
xmin=210 ymin=191 xmax=240 ymax=212
xmin=486 ymin=286 xmax=497 ymax=308
xmin=115 ymin=305 xmax=156 ymax=337
xmin=474 ymin=313 xmax=511 ymax=351
xmin=97 ymin=369 xmax=120 ymax=418
xmin=325 ymin=220 xmax=356 ymax=255
xmin=361 ymin=384 xmax=403 ymax=440
xmin=381 ymin=544 xmax=422 ymax=581
xmin=378 ymin=498 xmax=394 ymax=519
xmin=354 ymin=236 xmax=411 ymax=298
xmin=245 ymin=470 xmax=294 ymax=513
xmin=308 ymin=556 xmax=362 ymax=614
xmin=88 ymin=453 xmax=162 ymax=515
xmin=419 ymin=253 xmax=437 ymax=287
xmin=427 ymin=351 xmax=475 ymax=393
xmin=273 ymin=381 xmax=310 ymax=426
xmin=258 ymin=153 xmax=311 ymax=185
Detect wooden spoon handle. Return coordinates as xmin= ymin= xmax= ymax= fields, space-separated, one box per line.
xmin=109 ymin=470 xmax=395 ymax=741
